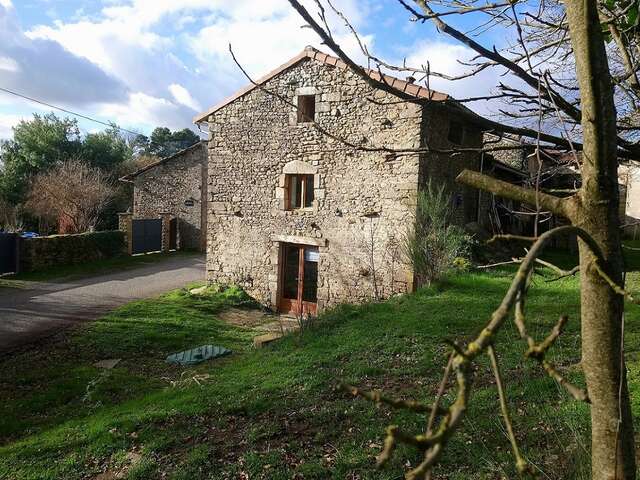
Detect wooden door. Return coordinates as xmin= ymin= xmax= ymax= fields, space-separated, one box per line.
xmin=279 ymin=243 xmax=318 ymax=316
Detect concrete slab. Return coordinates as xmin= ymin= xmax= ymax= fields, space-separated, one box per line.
xmin=94 ymin=359 xmax=121 ymax=369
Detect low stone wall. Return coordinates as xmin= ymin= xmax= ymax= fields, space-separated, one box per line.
xmin=19 ymin=231 xmax=126 ymax=273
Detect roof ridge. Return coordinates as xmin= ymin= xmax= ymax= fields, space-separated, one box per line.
xmin=194 ymin=47 xmax=449 ymax=123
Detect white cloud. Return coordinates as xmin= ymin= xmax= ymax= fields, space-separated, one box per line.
xmin=26 ymin=19 xmax=168 ymax=75
xmin=185 ymin=0 xmax=374 ymax=105
xmin=0 ymin=6 xmax=128 ymax=106
xmin=98 ymin=92 xmax=192 ymax=131
xmin=5 ymin=0 xmax=374 ymax=134
xmin=0 ymin=55 xmax=19 ymax=72
xmin=0 ymin=0 xmax=11 ymax=9
xmin=168 ymin=84 xmax=201 ymax=112
xmin=0 ymin=113 xmax=25 ymax=139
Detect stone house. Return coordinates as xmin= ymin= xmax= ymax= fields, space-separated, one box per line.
xmin=120 ymin=141 xmax=207 ymax=251
xmin=194 ymin=47 xmax=485 ymax=314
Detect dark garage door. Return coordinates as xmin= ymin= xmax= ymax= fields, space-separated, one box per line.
xmin=132 ymin=219 xmax=162 ymax=254
xmin=0 ymin=233 xmax=17 ymax=274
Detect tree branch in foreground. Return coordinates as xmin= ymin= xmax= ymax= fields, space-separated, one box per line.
xmin=343 ymin=226 xmax=603 ymax=478
xmin=456 ymin=168 xmax=574 ymax=218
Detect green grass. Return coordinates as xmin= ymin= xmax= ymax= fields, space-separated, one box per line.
xmin=1 ymin=260 xmax=640 ymax=479
xmin=1 ymin=251 xmax=198 ymax=285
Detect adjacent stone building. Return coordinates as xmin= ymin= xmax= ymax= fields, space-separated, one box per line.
xmin=195 ymin=47 xmax=484 ymax=314
xmin=121 ymin=141 xmax=207 ymax=251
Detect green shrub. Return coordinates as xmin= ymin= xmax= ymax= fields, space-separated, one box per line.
xmin=403 ymin=182 xmax=472 ymax=286
xmin=20 ymin=230 xmax=126 ymax=272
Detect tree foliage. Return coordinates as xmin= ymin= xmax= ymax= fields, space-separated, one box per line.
xmin=138 ymin=127 xmax=200 ymax=158
xmin=0 ymin=113 xmax=201 ymax=232
xmin=0 ymin=113 xmax=81 ymax=204
xmin=81 ymin=126 xmax=132 ymax=172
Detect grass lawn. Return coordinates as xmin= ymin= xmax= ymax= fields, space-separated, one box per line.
xmin=0 ymin=251 xmax=199 ymax=286
xmin=1 ymin=256 xmax=640 ymax=479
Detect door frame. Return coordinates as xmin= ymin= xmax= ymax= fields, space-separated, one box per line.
xmin=277 ymin=242 xmax=318 ymax=316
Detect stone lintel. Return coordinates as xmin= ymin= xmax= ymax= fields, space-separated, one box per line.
xmin=270 ymin=234 xmax=327 ymax=247
xmin=295 ymin=86 xmax=320 ymax=96
xmin=282 ymin=160 xmax=317 ymax=175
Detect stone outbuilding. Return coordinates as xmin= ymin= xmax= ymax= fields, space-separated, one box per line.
xmin=121 ymin=141 xmax=207 ymax=251
xmin=195 ymin=47 xmax=486 ymax=314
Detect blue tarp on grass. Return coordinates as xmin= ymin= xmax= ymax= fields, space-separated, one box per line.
xmin=166 ymin=345 xmax=231 ymax=366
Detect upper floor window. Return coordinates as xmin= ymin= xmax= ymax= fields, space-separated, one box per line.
xmin=448 ymin=120 xmax=464 ymax=145
xmin=297 ymin=95 xmax=316 ymax=123
xmin=286 ymin=174 xmax=314 ymax=210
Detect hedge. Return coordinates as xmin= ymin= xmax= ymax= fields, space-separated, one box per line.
xmin=19 ymin=231 xmax=126 ymax=273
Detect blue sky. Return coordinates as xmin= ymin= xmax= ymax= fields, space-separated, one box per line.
xmin=0 ymin=0 xmax=508 ymax=140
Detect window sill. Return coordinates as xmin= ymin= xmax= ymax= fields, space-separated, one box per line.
xmin=283 ymin=208 xmax=316 ymax=215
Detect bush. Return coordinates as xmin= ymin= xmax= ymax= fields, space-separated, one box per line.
xmin=403 ymin=182 xmax=472 ymax=286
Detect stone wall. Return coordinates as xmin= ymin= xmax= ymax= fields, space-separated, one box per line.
xmin=483 ymin=133 xmax=527 ymax=170
xmin=419 ymin=106 xmax=483 ymax=226
xmin=132 ymin=142 xmax=207 ymax=251
xmin=206 ymin=58 xmax=423 ymax=310
xmin=19 ymin=231 xmax=126 ymax=273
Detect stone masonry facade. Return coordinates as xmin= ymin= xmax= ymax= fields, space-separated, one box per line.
xmin=200 ymin=48 xmax=481 ymax=312
xmin=129 ymin=142 xmax=207 ymax=251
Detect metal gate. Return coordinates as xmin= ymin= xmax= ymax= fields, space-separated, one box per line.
xmin=0 ymin=233 xmax=17 ymax=274
xmin=131 ymin=219 xmax=162 ymax=254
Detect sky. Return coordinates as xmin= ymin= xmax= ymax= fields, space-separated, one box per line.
xmin=0 ymin=0 xmax=509 ymax=140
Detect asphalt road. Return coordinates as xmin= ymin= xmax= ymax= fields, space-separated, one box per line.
xmin=0 ymin=254 xmax=205 ymax=353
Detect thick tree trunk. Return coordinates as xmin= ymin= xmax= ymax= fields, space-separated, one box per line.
xmin=563 ymin=0 xmax=636 ymax=477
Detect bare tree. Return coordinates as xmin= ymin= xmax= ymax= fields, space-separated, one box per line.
xmin=27 ymin=159 xmax=114 ymax=234
xmin=0 ymin=198 xmax=23 ymax=232
xmin=280 ymin=0 xmax=639 ymax=478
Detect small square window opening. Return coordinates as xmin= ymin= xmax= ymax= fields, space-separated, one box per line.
xmin=297 ymin=95 xmax=316 ymax=123
xmin=286 ymin=174 xmax=314 ymax=210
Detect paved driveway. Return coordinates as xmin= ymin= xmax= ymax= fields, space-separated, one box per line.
xmin=0 ymin=254 xmax=205 ymax=353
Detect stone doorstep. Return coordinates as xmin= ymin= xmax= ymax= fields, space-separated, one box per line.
xmin=253 ymin=315 xmax=301 ymax=347
xmin=189 ymin=285 xmax=208 ymax=295
xmin=218 ymin=307 xmax=274 ymax=328
xmin=94 ymin=359 xmax=121 ymax=369
xmin=216 ymin=307 xmax=300 ymax=347
xmin=259 ymin=316 xmax=299 ymax=333
xmin=253 ymin=332 xmax=283 ymax=348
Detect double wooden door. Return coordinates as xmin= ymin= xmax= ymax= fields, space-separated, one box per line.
xmin=279 ymin=243 xmax=318 ymax=316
